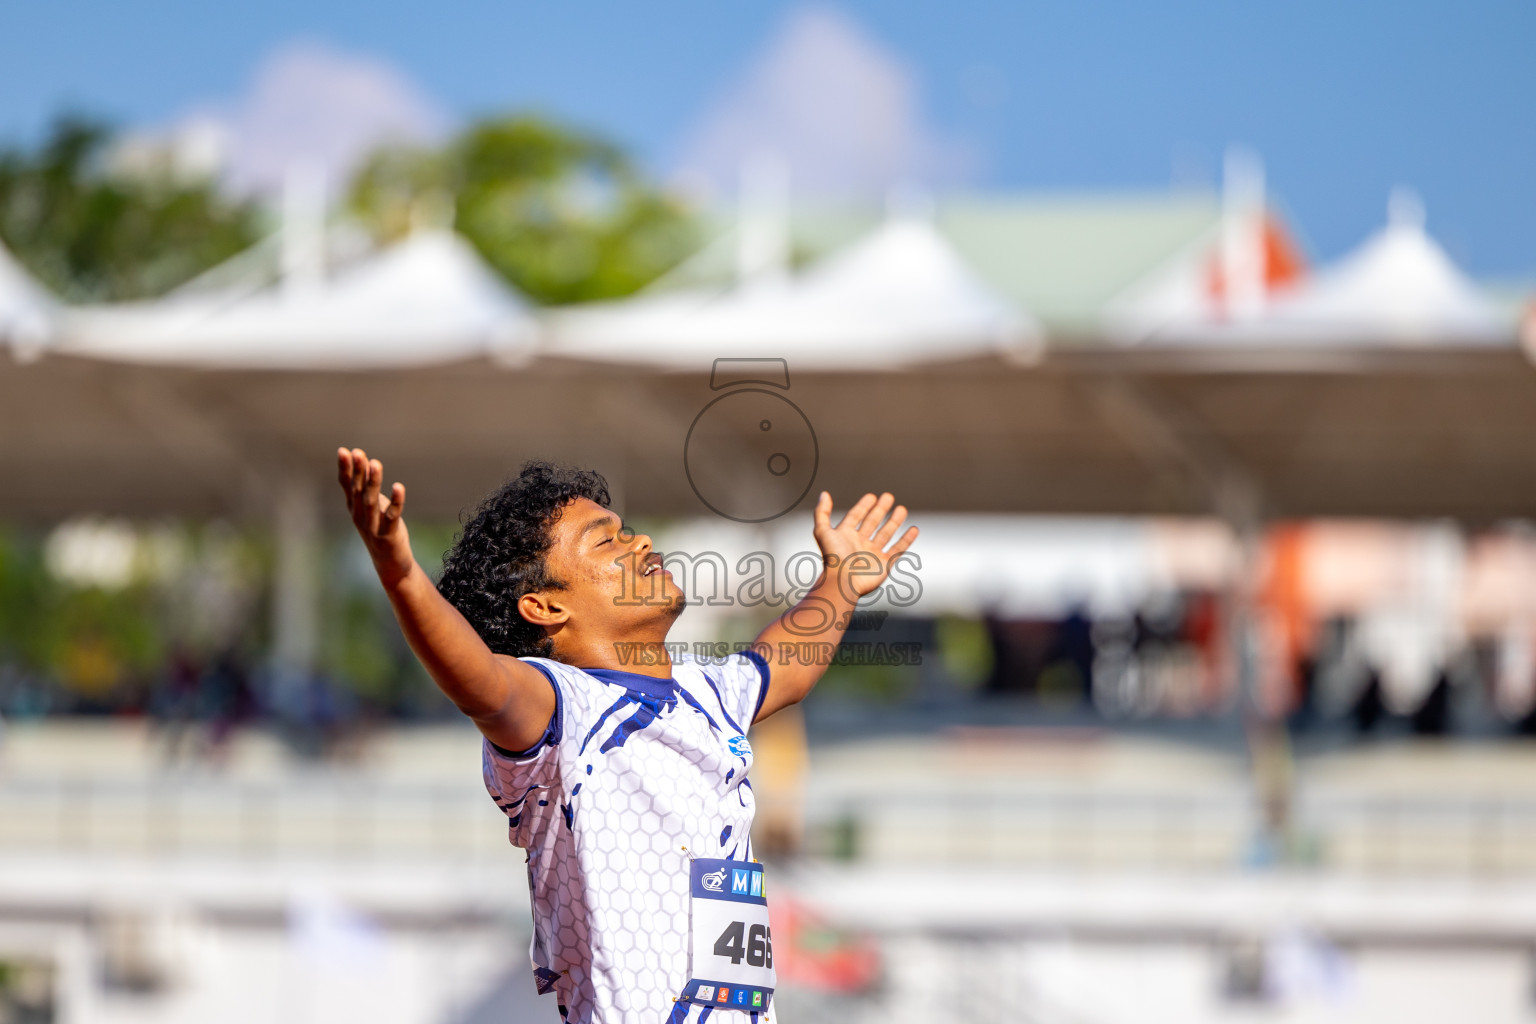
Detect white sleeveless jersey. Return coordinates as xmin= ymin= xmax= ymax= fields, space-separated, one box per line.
xmin=481 ymin=651 xmax=771 ymax=1024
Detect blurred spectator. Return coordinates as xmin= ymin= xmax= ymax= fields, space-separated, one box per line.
xmin=200 ymin=648 xmax=256 ymax=761
xmin=152 ymin=648 xmax=203 ymax=765
xmin=1411 ymin=670 xmax=1454 ymax=735
xmin=1351 ymin=668 xmax=1387 ymax=735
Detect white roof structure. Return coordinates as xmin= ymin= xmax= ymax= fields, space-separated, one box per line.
xmin=1113 ymin=193 xmax=1510 ymax=350
xmin=1252 ymin=202 xmax=1507 ymax=345
xmin=0 ymin=240 xmax=58 ymax=360
xmin=60 ymin=230 xmax=533 ymax=370
xmin=546 ymin=219 xmax=1039 ymax=370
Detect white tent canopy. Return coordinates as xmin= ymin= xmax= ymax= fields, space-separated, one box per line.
xmin=1253 ymin=200 xmax=1506 ymax=344
xmin=546 ymin=218 xmax=1040 ymax=370
xmin=58 ymin=230 xmax=534 ymax=370
xmin=1116 ymin=194 xmax=1511 ymax=350
xmin=0 ymin=240 xmax=58 ymax=359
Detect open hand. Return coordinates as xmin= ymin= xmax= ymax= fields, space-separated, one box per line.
xmin=812 ymin=491 xmax=919 ymax=600
xmin=337 ymin=447 xmax=413 ymax=585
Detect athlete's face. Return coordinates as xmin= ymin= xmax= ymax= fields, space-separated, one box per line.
xmin=541 ymin=498 xmax=685 ymax=635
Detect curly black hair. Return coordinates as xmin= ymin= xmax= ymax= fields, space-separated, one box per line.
xmin=436 ymin=460 xmax=611 ymax=658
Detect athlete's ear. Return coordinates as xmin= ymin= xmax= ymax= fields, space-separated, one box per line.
xmin=518 ymin=591 xmax=570 ymax=628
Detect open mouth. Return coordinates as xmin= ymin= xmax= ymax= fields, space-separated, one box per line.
xmin=641 ymin=552 xmax=667 ymax=578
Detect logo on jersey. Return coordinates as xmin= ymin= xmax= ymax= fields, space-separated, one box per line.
xmin=696 ymin=986 xmax=715 ymax=1000
xmin=727 ymin=734 xmax=752 ymax=757
xmin=701 ymin=867 xmax=727 ymax=892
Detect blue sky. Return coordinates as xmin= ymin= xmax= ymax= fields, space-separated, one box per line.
xmin=2 ymin=0 xmax=1531 ymax=276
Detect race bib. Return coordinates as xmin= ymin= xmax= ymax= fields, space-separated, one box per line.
xmin=680 ymin=858 xmax=775 ymax=1012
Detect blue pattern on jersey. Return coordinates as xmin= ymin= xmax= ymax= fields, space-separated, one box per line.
xmin=579 ymin=688 xmax=680 ymax=756
xmin=579 ymin=694 xmax=637 ymax=754
xmin=678 ymin=687 xmax=722 ymax=732
xmin=496 ymin=784 xmax=542 ymax=813
xmin=701 ymin=674 xmax=744 ymax=734
xmin=720 ymin=824 xmax=732 ymax=847
xmin=601 ymin=696 xmax=670 ymax=754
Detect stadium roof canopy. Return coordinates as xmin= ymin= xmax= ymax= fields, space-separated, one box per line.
xmin=547 ymin=218 xmax=1038 ymax=370
xmin=1 ymin=191 xmax=1534 ymax=527
xmin=4 ymin=345 xmax=1536 ymax=526
xmin=57 ymin=229 xmax=533 ymax=370
xmin=652 ymin=193 xmax=1226 ymax=337
xmin=1110 ymin=196 xmax=1511 ymax=358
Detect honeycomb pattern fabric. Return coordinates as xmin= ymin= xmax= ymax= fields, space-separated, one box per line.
xmin=482 ymin=651 xmax=771 ymax=1023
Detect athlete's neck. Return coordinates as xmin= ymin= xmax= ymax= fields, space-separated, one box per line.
xmin=551 ymin=628 xmax=674 ymax=679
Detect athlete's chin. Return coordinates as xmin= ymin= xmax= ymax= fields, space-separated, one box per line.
xmin=654 ymin=576 xmax=687 ymax=612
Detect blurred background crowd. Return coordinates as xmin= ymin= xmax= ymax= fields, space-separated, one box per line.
xmin=2 ymin=2 xmax=1535 ymax=1022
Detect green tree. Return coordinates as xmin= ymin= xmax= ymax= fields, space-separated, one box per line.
xmin=0 ymin=115 xmax=263 ymax=302
xmin=348 ymin=115 xmax=696 ymax=305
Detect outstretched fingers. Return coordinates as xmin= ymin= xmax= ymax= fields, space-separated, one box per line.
xmin=338 ymin=448 xmax=366 ymax=508
xmin=886 ymin=525 xmax=919 ymax=559
xmin=836 ymin=492 xmax=878 ymax=533
xmin=341 ymin=449 xmax=372 ymax=519
xmin=336 ymin=448 xmax=355 ymax=495
xmin=873 ymin=504 xmax=908 ymax=547
xmin=863 ymin=493 xmax=895 ymax=538
xmin=347 ymin=449 xmax=365 ymax=492
xmin=360 ymin=459 xmax=384 ymax=533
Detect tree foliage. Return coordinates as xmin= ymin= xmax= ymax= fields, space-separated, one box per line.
xmin=0 ymin=116 xmax=263 ymax=302
xmin=348 ymin=115 xmax=696 ymax=305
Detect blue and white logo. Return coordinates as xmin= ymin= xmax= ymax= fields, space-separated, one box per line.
xmin=701 ymin=867 xmax=727 ymax=892
xmin=727 ymin=734 xmax=752 ymax=757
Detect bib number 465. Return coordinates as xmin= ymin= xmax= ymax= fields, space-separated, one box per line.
xmin=713 ymin=921 xmax=773 ymax=969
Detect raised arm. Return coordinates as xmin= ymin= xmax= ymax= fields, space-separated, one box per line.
xmin=337 ymin=447 xmax=556 ymax=752
xmin=752 ymin=491 xmax=918 ymax=722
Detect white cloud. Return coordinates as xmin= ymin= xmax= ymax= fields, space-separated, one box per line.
xmin=673 ymin=6 xmax=975 ymax=200
xmin=130 ymin=39 xmax=448 ymax=198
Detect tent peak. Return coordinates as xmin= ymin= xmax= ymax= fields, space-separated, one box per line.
xmin=884 ymin=182 xmax=935 ymax=223
xmin=1387 ymin=187 xmax=1427 ymax=231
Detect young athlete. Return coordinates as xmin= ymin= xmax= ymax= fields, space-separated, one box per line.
xmin=336 ymin=449 xmax=917 ymax=1023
